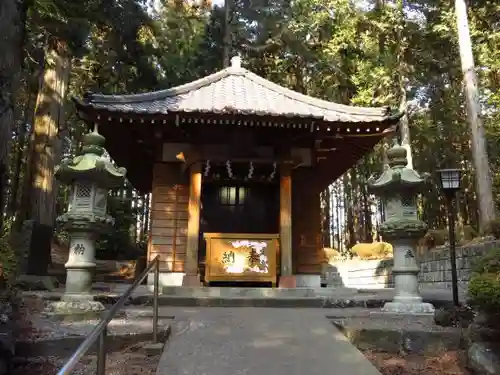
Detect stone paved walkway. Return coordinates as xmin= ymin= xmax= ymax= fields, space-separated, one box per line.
xmin=156 ymin=307 xmax=382 ymax=375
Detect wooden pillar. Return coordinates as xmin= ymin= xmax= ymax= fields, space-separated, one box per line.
xmin=279 ymin=163 xmax=295 ymax=287
xmin=183 ymin=162 xmax=202 ymax=286
xmin=148 ymin=163 xmax=189 ymax=275
xmin=293 ymin=180 xmax=323 ymax=275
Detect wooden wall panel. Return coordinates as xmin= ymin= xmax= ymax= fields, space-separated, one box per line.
xmin=292 ymin=169 xmax=324 ymax=274
xmin=148 ymin=162 xmax=189 ymax=272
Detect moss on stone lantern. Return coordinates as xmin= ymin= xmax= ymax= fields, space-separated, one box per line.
xmin=56 ymin=128 xmax=126 ymax=232
xmin=52 ymin=126 xmax=126 ymax=309
xmin=368 ymin=142 xmax=434 ymax=314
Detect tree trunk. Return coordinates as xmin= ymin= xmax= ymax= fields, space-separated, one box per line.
xmin=362 ymin=180 xmax=372 ymax=241
xmin=223 ymin=0 xmax=231 ymax=67
xmin=0 ymin=0 xmax=21 ymax=228
xmin=335 ymin=182 xmax=342 ymax=251
xmin=455 ymin=0 xmax=496 ymax=232
xmin=31 ymin=48 xmax=70 ymax=223
xmin=8 ymin=86 xmax=37 ymax=217
xmin=10 ymin=49 xmax=45 ymax=218
xmin=22 ymin=46 xmax=71 ymax=275
xmin=320 ymin=190 xmax=331 ymax=248
xmin=396 ymin=0 xmax=413 ymax=169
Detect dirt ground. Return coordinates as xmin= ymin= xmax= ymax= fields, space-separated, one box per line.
xmin=12 ymin=350 xmax=161 ymax=375
xmin=328 ymin=309 xmax=471 ymax=375
xmin=363 ymin=350 xmax=470 ymax=375
xmin=12 ymin=296 xmax=161 ymax=375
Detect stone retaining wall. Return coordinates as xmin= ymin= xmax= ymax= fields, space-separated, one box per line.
xmin=418 ymin=240 xmax=500 ymax=291
xmin=321 ymin=240 xmax=500 ymax=290
xmin=322 ymin=259 xmax=393 ymax=289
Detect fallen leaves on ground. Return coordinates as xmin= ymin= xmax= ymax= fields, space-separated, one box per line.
xmin=363 ymin=350 xmax=470 ymax=375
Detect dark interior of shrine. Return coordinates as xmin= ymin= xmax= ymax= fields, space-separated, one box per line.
xmin=197 ymin=162 xmax=281 ymax=282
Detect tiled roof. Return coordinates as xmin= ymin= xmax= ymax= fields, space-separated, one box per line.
xmin=75 ymin=56 xmax=401 ymax=123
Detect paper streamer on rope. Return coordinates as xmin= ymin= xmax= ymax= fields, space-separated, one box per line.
xmin=204 ymin=160 xmax=211 ymax=177
xmin=226 ymin=160 xmax=233 ymax=179
xmin=269 ymin=162 xmax=277 ymax=181
xmin=247 ymin=161 xmax=254 ymax=179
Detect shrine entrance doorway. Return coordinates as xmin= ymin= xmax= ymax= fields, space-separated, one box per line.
xmin=199 ymin=182 xmax=280 ymax=284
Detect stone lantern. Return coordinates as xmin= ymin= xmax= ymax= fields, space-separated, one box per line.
xmin=368 ymin=143 xmax=434 ymax=314
xmin=50 ymin=126 xmax=126 ymax=314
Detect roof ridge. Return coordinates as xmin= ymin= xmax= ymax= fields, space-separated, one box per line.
xmin=84 ymin=67 xmax=241 ymax=104
xmin=83 ymin=66 xmax=391 ymax=118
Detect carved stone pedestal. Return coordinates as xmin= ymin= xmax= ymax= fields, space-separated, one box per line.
xmin=381 ymin=301 xmax=435 ymax=315
xmin=381 ymin=237 xmax=434 ymax=315
xmin=64 ymin=232 xmax=97 ymax=295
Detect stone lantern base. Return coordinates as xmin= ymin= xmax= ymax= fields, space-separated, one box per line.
xmin=379 ymin=237 xmax=435 ymax=315
xmin=381 ymin=300 xmax=435 ymax=315
xmin=44 ymin=295 xmax=106 ymax=321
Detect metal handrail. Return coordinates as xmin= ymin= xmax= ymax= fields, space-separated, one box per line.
xmin=56 ymin=256 xmax=161 ymax=375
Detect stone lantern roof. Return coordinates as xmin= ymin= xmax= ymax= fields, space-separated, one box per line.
xmin=367 ymin=142 xmax=429 ymax=240
xmin=55 ymin=126 xmax=127 ymax=188
xmin=367 ymin=143 xmax=429 ymax=195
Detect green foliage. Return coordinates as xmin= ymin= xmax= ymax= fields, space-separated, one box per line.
xmin=2 ymin=0 xmax=500 ymax=253
xmin=471 ymin=248 xmax=500 ymax=274
xmin=468 ymin=248 xmax=500 ymax=313
xmin=468 ymin=273 xmax=500 ymax=313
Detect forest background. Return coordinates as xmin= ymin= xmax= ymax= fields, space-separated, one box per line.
xmin=0 ymin=0 xmax=499 ymax=266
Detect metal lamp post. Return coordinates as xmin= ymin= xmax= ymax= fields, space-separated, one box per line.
xmin=437 ymin=168 xmax=462 ymax=307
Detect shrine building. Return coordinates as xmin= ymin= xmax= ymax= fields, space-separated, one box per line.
xmin=73 ymin=56 xmax=402 ymax=288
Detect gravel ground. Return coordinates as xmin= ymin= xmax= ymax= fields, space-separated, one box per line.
xmin=17 ymin=296 xmax=171 ymax=342
xmin=13 ymin=296 xmax=163 ymax=375
xmin=12 ymin=347 xmax=161 ymax=375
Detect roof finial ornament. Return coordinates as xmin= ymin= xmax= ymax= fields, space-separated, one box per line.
xmin=230 ymin=55 xmax=242 ymax=69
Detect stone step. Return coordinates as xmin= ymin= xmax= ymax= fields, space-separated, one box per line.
xmin=160 ymin=286 xmax=358 ymax=298
xmin=148 ymin=295 xmax=386 ymax=308
xmin=22 ymin=287 xmax=462 ymax=309
xmin=126 ymin=294 xmax=457 ymax=309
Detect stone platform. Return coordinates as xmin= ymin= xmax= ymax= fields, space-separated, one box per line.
xmin=161 ymin=286 xmax=359 ymax=298
xmin=22 ymin=285 xmax=464 ymax=309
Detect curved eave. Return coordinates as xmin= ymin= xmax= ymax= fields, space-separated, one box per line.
xmin=368 ymin=174 xmax=429 ymax=194
xmin=315 ymin=130 xmax=395 ymax=190
xmin=74 ymin=97 xmax=403 ymax=126
xmin=56 ymin=165 xmax=127 ymax=188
